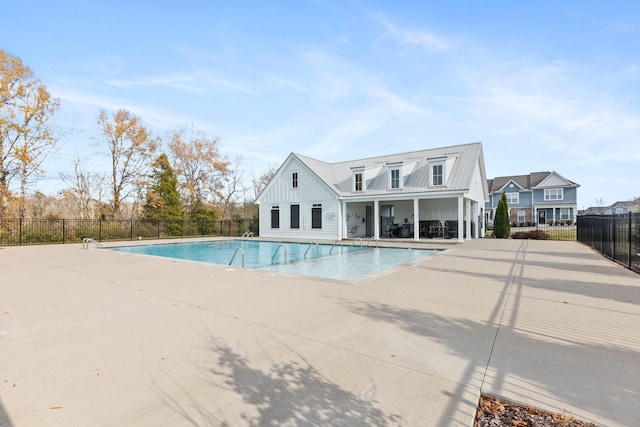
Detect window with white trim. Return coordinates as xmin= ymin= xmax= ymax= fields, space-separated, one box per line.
xmin=432 ymin=164 xmax=443 ymax=186
xmin=311 ymin=204 xmax=322 ymax=229
xmin=271 ymin=206 xmax=280 ymax=229
xmin=517 ymin=210 xmax=525 ymax=223
xmin=544 ymin=188 xmax=563 ymax=201
xmin=354 ymin=172 xmax=363 ymax=191
xmin=559 ymin=208 xmax=570 ymax=220
xmin=506 ymin=192 xmax=519 ymax=204
xmin=615 ymin=206 xmax=624 ymax=214
xmin=290 ymin=204 xmax=300 ymax=229
xmin=390 ymin=168 xmax=400 ymax=189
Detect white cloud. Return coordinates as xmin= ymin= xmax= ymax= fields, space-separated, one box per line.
xmin=371 ymin=12 xmax=449 ymax=53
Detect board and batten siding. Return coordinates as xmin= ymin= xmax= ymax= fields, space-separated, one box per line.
xmin=259 ymin=157 xmax=341 ymax=240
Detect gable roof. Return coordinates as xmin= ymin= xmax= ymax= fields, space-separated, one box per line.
xmin=292 ymin=142 xmax=485 ymax=197
xmin=488 ymin=171 xmax=579 ymax=193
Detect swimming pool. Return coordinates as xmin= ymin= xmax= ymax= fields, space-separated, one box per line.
xmin=110 ymin=240 xmax=438 ymax=282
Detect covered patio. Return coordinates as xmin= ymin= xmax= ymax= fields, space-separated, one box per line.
xmin=339 ymin=194 xmax=484 ymax=242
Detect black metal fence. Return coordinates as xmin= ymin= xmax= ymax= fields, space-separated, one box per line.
xmin=488 ymin=224 xmax=577 ymax=241
xmin=0 ymin=218 xmax=255 ymax=246
xmin=577 ymin=213 xmax=640 ymax=273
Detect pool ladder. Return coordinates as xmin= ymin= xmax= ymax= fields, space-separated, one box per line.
xmin=229 ymin=247 xmax=245 ymax=267
xmin=82 ymin=237 xmax=103 ymax=249
xmin=271 ymin=245 xmax=287 ymax=265
xmin=304 ymin=242 xmax=319 ymax=259
xmin=329 ymin=240 xmax=343 ymax=255
xmin=241 ymin=231 xmax=254 ymax=240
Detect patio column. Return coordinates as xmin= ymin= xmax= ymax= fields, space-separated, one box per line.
xmin=457 ymin=196 xmax=464 ymax=243
xmin=341 ymin=200 xmax=347 ymax=239
xmin=413 ymin=198 xmax=419 ymax=241
xmin=374 ymin=199 xmax=380 ymax=240
xmin=465 ymin=199 xmax=472 ymax=240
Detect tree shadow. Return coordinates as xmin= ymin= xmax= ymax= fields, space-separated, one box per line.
xmin=343 ymin=300 xmax=640 ymax=426
xmin=203 ymin=339 xmax=403 ymax=427
xmin=426 ymin=262 xmax=640 ymax=306
xmin=0 ymin=398 xmax=13 ymax=427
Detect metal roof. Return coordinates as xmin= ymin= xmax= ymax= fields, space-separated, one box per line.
xmin=292 ymin=142 xmax=485 ymax=197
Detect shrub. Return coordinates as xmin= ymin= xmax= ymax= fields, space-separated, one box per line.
xmin=511 ymin=231 xmax=529 ymax=239
xmin=494 ymin=193 xmax=510 ymax=238
xmin=528 ymin=230 xmax=550 ymax=240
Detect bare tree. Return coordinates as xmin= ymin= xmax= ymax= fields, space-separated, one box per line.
xmin=97 ymin=109 xmax=157 ymax=218
xmin=219 ymin=156 xmax=249 ymax=219
xmin=251 ymin=164 xmax=278 ymax=202
xmin=59 ymin=157 xmax=104 ymax=219
xmin=167 ymin=124 xmax=229 ymax=212
xmin=0 ymin=49 xmax=60 ymax=216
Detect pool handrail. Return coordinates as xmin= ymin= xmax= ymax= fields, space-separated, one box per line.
xmin=304 ymin=241 xmax=319 ymax=259
xmin=365 ymin=236 xmax=379 ymax=248
xmin=351 ymin=237 xmax=364 ymax=251
xmin=271 ymin=244 xmax=287 ymax=265
xmin=329 ymin=240 xmax=343 ymax=255
xmin=241 ymin=231 xmax=254 ymax=240
xmin=82 ymin=237 xmax=103 ymax=249
xmin=229 ymin=247 xmax=245 ymax=267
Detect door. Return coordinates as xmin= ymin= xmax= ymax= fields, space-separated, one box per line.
xmin=538 ymin=210 xmax=546 ymax=225
xmin=365 ymin=205 xmax=373 ymax=236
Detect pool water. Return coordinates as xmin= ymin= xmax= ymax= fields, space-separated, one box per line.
xmin=110 ymin=240 xmax=438 ymax=282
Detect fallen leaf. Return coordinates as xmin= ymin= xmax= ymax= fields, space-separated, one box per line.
xmin=161 ymin=356 xmax=168 ymax=360
xmin=50 ymin=406 xmax=63 ymax=410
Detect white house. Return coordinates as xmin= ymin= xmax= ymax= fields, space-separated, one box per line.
xmin=256 ymin=142 xmax=489 ymax=242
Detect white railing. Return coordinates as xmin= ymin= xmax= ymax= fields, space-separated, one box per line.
xmin=271 ymin=245 xmax=287 ymax=265
xmin=228 ymin=247 xmax=245 ymax=267
xmin=329 ymin=240 xmax=343 ymax=255
xmin=82 ymin=237 xmax=103 ymax=249
xmin=304 ymin=242 xmax=319 ymax=259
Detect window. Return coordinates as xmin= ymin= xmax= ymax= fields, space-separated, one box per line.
xmin=615 ymin=206 xmax=624 ymax=214
xmin=506 ymin=192 xmax=519 ymax=204
xmin=390 ymin=169 xmax=400 ymax=189
xmin=432 ymin=164 xmax=443 ymax=186
xmin=559 ymin=208 xmax=570 ymax=220
xmin=311 ymin=204 xmax=322 ymax=229
xmin=544 ymin=188 xmax=563 ymax=201
xmin=517 ymin=210 xmax=525 ymax=223
xmin=271 ymin=206 xmax=280 ymax=229
xmin=290 ymin=204 xmax=300 ymax=229
xmin=292 ymin=172 xmax=298 ymax=188
xmin=354 ymin=172 xmax=363 ymax=191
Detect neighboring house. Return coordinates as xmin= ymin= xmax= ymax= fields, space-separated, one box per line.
xmin=583 ymin=199 xmax=640 ymax=215
xmin=485 ymin=171 xmax=579 ymax=226
xmin=256 ymin=142 xmax=489 ymax=242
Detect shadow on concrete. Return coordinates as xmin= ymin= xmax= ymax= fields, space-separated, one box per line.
xmin=446 ymin=250 xmax=628 ymax=277
xmin=428 ymin=260 xmax=640 ymax=306
xmin=0 ymin=398 xmax=13 ymax=427
xmin=201 ymin=339 xmax=403 ymax=427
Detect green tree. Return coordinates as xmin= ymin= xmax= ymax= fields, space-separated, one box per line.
xmin=494 ymin=192 xmax=510 ymax=238
xmin=143 ymin=153 xmax=183 ymax=235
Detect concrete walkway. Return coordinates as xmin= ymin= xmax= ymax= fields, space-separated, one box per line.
xmin=0 ymin=239 xmax=638 ymax=426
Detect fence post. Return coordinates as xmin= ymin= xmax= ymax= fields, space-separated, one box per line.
xmin=629 ymin=212 xmax=633 ymax=269
xmin=19 ymin=217 xmax=23 ymax=246
xmin=157 ymin=220 xmax=161 ymax=239
xmin=62 ymin=219 xmax=66 ymax=244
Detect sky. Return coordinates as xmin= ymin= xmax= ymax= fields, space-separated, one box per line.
xmin=1 ymin=0 xmax=639 ymax=209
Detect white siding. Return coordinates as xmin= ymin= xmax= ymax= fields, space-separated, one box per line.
xmin=259 ymin=157 xmax=340 ymax=240
xmin=466 ymin=161 xmax=487 ymax=204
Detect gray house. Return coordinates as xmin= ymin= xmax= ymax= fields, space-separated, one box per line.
xmin=257 ymin=142 xmax=489 ymax=242
xmin=583 ymin=199 xmax=640 ymax=215
xmin=485 ymin=171 xmax=579 ymax=226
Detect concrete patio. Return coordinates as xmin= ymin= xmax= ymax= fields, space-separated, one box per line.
xmin=0 ymin=238 xmax=638 ymax=426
